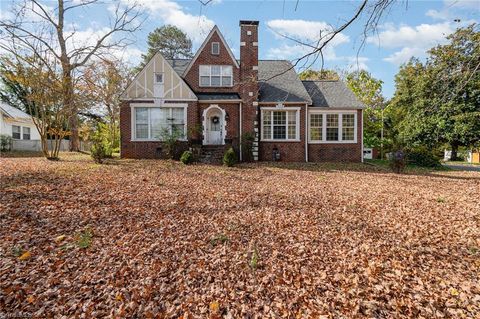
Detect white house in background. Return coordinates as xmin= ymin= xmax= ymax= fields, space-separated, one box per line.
xmin=0 ymin=102 xmax=41 ymax=142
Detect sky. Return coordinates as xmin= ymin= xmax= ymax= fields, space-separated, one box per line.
xmin=1 ymin=0 xmax=479 ymax=97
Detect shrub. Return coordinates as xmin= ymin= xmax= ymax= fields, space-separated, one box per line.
xmin=0 ymin=134 xmax=12 ymax=152
xmin=159 ymin=128 xmax=184 ymax=159
xmin=91 ymin=141 xmax=107 ymax=164
xmin=389 ymin=150 xmax=406 ymax=173
xmin=223 ymin=147 xmax=237 ymax=167
xmin=180 ymin=150 xmax=193 ymax=165
xmin=406 ymin=147 xmax=441 ymax=168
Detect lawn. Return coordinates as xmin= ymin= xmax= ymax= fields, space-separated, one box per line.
xmin=1 ymin=153 xmax=479 ymax=318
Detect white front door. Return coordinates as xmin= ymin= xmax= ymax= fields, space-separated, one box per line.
xmin=207 ymin=114 xmax=222 ymax=145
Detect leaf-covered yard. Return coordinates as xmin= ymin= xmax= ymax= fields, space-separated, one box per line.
xmin=1 ymin=154 xmax=479 ymax=318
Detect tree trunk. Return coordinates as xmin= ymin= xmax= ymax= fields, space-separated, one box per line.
xmin=450 ymin=143 xmax=459 ymax=161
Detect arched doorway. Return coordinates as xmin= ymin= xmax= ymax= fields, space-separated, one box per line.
xmin=203 ymin=105 xmax=225 ymax=145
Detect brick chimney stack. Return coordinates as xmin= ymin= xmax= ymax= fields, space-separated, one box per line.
xmin=239 ymin=20 xmax=259 ymax=161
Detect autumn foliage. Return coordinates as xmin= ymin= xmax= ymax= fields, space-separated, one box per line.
xmin=0 ymin=154 xmax=479 ymax=317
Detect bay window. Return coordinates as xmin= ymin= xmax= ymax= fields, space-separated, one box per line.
xmin=133 ymin=106 xmax=186 ymax=140
xmin=309 ymin=112 xmax=357 ymax=143
xmin=262 ymin=109 xmax=299 ymax=141
xmin=199 ymin=65 xmax=233 ymax=87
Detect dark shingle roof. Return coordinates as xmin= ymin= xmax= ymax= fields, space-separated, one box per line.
xmin=258 ymin=60 xmax=312 ymax=103
xmin=197 ymin=93 xmax=241 ymax=101
xmin=302 ymin=80 xmax=364 ymax=108
xmin=166 ymin=59 xmax=191 ymax=76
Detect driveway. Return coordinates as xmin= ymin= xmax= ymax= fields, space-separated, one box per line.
xmin=444 ymin=164 xmax=480 ymax=172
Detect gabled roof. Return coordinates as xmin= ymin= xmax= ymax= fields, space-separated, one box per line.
xmin=302 ymin=80 xmax=364 ymax=108
xmin=258 ymin=60 xmax=312 ymax=103
xmin=182 ymin=26 xmax=240 ymax=76
xmin=165 ymin=59 xmax=191 ymax=77
xmin=0 ymin=102 xmax=32 ymax=120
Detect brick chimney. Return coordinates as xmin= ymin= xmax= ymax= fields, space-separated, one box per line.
xmin=239 ymin=20 xmax=259 ymax=161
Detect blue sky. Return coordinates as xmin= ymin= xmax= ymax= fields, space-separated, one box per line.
xmin=1 ymin=0 xmax=479 ymax=97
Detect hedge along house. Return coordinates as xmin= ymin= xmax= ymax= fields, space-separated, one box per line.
xmin=120 ymin=21 xmax=365 ymax=162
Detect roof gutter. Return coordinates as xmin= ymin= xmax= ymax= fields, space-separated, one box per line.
xmin=305 ymin=103 xmax=308 ymax=163
xmin=198 ymin=99 xmax=243 ymax=104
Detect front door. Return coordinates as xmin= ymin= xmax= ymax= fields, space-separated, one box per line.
xmin=207 ymin=114 xmax=222 ymax=145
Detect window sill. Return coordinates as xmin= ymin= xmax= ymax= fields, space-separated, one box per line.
xmin=131 ymin=139 xmax=188 ymax=142
xmin=308 ymin=140 xmax=357 ymax=144
xmin=260 ymin=139 xmax=301 ymax=143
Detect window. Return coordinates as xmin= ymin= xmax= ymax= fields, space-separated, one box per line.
xmin=134 ymin=106 xmax=185 ymax=140
xmin=12 ymin=125 xmax=20 ymax=139
xmin=309 ymin=112 xmax=357 ymax=143
xmin=310 ymin=114 xmax=322 ymax=141
xmin=211 ymin=42 xmax=220 ymax=55
xmin=22 ymin=127 xmax=31 ymax=140
xmin=326 ymin=114 xmax=339 ymax=141
xmin=199 ymin=65 xmax=232 ymax=87
xmin=154 ymin=73 xmax=163 ymax=84
xmin=342 ymin=114 xmax=355 ymax=141
xmin=262 ymin=109 xmax=299 ymax=141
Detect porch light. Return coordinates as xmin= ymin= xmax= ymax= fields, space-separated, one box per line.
xmin=225 ymin=112 xmax=230 ymax=121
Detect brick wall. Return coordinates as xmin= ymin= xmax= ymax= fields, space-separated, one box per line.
xmin=183 ymin=31 xmax=240 ymax=94
xmin=258 ymin=104 xmax=307 ymax=162
xmin=308 ymin=110 xmax=363 ymax=162
xmin=120 ymin=100 xmax=197 ymax=159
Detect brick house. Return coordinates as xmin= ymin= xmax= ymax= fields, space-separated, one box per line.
xmin=120 ymin=21 xmax=364 ymax=162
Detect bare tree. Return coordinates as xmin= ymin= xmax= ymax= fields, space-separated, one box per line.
xmin=0 ymin=0 xmax=144 ymax=151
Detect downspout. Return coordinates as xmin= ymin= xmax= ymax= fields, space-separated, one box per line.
xmin=239 ymin=102 xmax=243 ymax=162
xmin=361 ymin=109 xmax=364 ymax=163
xmin=305 ymin=103 xmax=308 ymax=162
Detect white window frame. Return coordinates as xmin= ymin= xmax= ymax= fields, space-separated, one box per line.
xmin=22 ymin=126 xmax=31 ymax=140
xmin=130 ymin=103 xmax=188 ymax=141
xmin=308 ymin=110 xmax=357 ymax=144
xmin=12 ymin=125 xmax=21 ymax=140
xmin=260 ymin=107 xmax=300 ymax=142
xmin=199 ymin=65 xmax=233 ymax=87
xmin=211 ymin=42 xmax=220 ymax=55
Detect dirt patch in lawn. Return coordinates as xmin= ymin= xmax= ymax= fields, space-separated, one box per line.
xmin=1 ymin=153 xmax=479 ymax=318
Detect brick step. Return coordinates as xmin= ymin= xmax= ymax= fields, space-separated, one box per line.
xmin=199 ymin=145 xmax=227 ymax=164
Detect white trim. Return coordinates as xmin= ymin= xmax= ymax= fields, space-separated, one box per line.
xmin=240 ymin=42 xmax=246 ymax=46
xmin=183 ymin=26 xmax=239 ymax=76
xmin=202 ymin=104 xmax=226 ymax=145
xmin=211 ymin=42 xmax=220 ymax=55
xmin=122 ymin=51 xmax=197 ymax=101
xmin=260 ymin=107 xmax=301 ymax=142
xmin=307 ymin=109 xmax=357 ymax=144
xmin=247 ymin=30 xmax=252 ymax=36
xmin=252 ymin=42 xmax=258 ymax=46
xmin=252 ymin=66 xmax=258 ymax=71
xmin=361 ymin=109 xmax=364 ymax=163
xmin=130 ymin=103 xmax=188 ymax=142
xmin=305 ymin=104 xmax=308 ymax=162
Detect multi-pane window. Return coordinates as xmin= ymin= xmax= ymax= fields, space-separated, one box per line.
xmin=309 ymin=112 xmax=356 ymax=142
xmin=310 ymin=114 xmax=322 ymax=141
xmin=262 ymin=110 xmax=298 ymax=141
xmin=199 ymin=65 xmax=232 ymax=87
xmin=342 ymin=114 xmax=355 ymax=141
xmin=134 ymin=107 xmax=185 ymax=140
xmin=326 ymin=114 xmax=339 ymax=141
xmin=12 ymin=125 xmax=21 ymax=139
xmin=22 ymin=127 xmax=31 ymax=140
xmin=211 ymin=42 xmax=220 ymax=55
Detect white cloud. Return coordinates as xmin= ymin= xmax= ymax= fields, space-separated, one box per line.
xmin=383 ymin=47 xmax=425 ymax=65
xmin=266 ymin=19 xmax=349 ymax=46
xmin=367 ymin=22 xmax=454 ymax=49
xmin=120 ymin=0 xmax=215 ymax=44
xmin=367 ymin=22 xmax=460 ymax=65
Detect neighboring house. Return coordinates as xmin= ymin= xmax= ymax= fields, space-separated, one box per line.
xmin=0 ymin=102 xmax=41 ymax=143
xmin=120 ymin=21 xmax=364 ymax=162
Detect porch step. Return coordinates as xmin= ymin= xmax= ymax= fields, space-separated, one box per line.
xmin=199 ymin=145 xmax=227 ymax=164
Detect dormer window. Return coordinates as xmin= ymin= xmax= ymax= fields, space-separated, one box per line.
xmin=211 ymin=42 xmax=220 ymax=55
xmin=154 ymin=73 xmax=163 ymax=84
